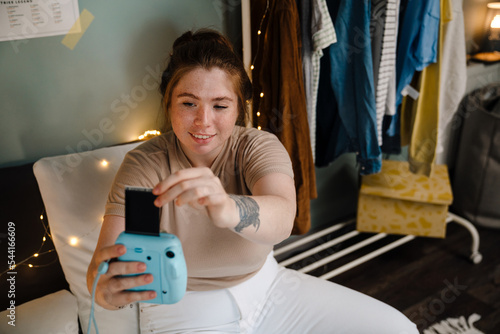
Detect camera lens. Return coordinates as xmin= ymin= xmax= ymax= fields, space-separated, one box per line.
xmin=166 ymin=251 xmax=175 ymax=258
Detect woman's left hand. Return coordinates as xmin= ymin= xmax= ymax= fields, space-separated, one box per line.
xmin=152 ymin=167 xmax=238 ymax=229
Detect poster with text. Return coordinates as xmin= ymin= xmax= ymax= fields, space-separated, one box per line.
xmin=0 ymin=0 xmax=80 ymax=42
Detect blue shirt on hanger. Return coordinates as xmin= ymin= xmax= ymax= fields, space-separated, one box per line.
xmin=382 ymin=0 xmax=440 ymax=152
xmin=316 ymin=0 xmax=381 ymax=175
xmin=396 ymin=0 xmax=440 ymax=107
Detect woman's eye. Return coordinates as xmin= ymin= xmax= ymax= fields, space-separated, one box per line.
xmin=183 ymin=102 xmax=195 ymax=107
xmin=214 ymin=105 xmax=228 ymax=110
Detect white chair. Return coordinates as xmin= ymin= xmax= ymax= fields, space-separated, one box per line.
xmin=0 ymin=142 xmax=141 ymax=334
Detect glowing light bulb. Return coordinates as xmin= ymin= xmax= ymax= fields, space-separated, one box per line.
xmin=260 ymin=92 xmax=264 ymax=98
xmin=40 ymin=214 xmax=44 ymax=220
xmin=42 ymin=236 xmax=46 ymax=242
xmin=28 ymin=264 xmax=33 ymax=268
xmin=492 ymin=14 xmax=500 ymax=28
xmin=257 ymin=30 xmax=261 ymax=35
xmin=34 ymin=253 xmax=39 ymax=257
xmin=257 ymin=126 xmax=262 ymax=130
xmin=138 ymin=130 xmax=161 ymax=140
xmin=101 ymin=160 xmax=109 ymax=167
xmin=69 ymin=237 xmax=79 ymax=246
xmin=250 ymin=65 xmax=254 ymax=70
xmin=256 ymin=112 xmax=261 ymax=117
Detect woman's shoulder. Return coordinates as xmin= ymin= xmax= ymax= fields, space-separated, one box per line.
xmin=127 ymin=131 xmax=175 ymax=156
xmin=231 ymin=126 xmax=280 ymax=145
xmin=230 ymin=126 xmax=290 ymax=163
xmin=229 ymin=126 xmax=293 ymax=190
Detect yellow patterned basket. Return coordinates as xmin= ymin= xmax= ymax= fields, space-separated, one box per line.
xmin=356 ymin=160 xmax=453 ymax=238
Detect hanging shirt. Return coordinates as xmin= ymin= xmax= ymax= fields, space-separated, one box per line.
xmin=400 ymin=0 xmax=454 ymax=176
xmin=371 ymin=0 xmax=387 ymax=99
xmin=381 ymin=0 xmax=440 ymax=154
xmin=395 ymin=0 xmax=440 ymax=107
xmin=308 ymin=0 xmax=337 ymax=161
xmin=383 ymin=0 xmax=401 ymax=118
xmin=435 ymin=0 xmax=467 ymax=166
xmin=373 ymin=0 xmax=400 ymax=145
xmin=316 ymin=0 xmax=381 ymax=175
xmin=300 ymin=0 xmax=314 ymax=158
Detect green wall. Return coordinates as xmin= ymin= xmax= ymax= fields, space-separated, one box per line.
xmin=0 ymin=0 xmax=238 ymax=168
xmin=0 ymin=0 xmax=356 ymax=231
xmin=0 ymin=1 xmax=427 ymax=231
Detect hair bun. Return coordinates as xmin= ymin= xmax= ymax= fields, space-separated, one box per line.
xmin=172 ymin=29 xmax=234 ymax=53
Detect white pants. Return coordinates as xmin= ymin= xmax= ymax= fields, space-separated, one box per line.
xmin=139 ymin=253 xmax=418 ymax=333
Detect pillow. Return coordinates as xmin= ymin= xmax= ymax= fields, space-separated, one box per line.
xmin=33 ymin=142 xmax=141 ymax=334
xmin=0 ymin=290 xmax=78 ymax=334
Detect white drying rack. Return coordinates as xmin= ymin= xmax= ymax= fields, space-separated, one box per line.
xmin=274 ymin=212 xmax=482 ymax=280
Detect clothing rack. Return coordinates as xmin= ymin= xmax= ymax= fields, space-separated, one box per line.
xmin=241 ymin=2 xmax=481 ymax=277
xmin=274 ymin=213 xmax=482 ymax=280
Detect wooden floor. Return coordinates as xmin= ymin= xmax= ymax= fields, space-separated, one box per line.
xmin=275 ymin=218 xmax=500 ymax=333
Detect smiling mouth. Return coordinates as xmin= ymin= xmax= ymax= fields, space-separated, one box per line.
xmin=190 ymin=133 xmax=215 ymax=140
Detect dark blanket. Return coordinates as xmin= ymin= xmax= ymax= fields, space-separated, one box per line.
xmin=0 ymin=163 xmax=68 ymax=310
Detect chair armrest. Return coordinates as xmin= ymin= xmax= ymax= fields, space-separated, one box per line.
xmin=0 ymin=289 xmax=79 ymax=333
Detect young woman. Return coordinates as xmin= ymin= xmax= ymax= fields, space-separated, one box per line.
xmin=87 ymin=29 xmax=418 ymax=333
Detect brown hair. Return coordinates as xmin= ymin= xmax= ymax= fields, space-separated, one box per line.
xmin=159 ymin=29 xmax=252 ymax=130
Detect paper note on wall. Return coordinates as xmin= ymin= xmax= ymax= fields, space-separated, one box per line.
xmin=0 ymin=0 xmax=80 ymax=42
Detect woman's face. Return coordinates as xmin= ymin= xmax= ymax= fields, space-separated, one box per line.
xmin=170 ymin=67 xmax=239 ymax=167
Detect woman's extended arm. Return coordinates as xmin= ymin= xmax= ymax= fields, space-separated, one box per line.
xmin=153 ymin=168 xmax=296 ymax=245
xmin=228 ymin=172 xmax=296 ymax=244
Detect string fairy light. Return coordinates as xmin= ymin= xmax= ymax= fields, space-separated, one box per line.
xmin=138 ymin=130 xmax=161 ymax=140
xmin=69 ymin=237 xmax=79 ymax=246
xmin=0 ymin=211 xmax=57 ymax=277
xmin=250 ymin=0 xmax=270 ymax=131
xmin=1 ymin=206 xmax=110 ymax=277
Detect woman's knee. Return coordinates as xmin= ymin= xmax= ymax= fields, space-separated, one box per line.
xmin=269 ymin=269 xmax=419 ymax=333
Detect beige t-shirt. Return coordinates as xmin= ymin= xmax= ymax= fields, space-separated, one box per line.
xmin=105 ymin=126 xmax=294 ymax=291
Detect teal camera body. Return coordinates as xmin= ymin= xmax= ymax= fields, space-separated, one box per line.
xmin=116 ymin=231 xmax=187 ymax=304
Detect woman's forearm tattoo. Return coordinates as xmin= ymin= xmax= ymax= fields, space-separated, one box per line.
xmin=229 ymin=195 xmax=260 ymax=233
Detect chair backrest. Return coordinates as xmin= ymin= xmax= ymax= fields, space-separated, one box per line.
xmin=33 ymin=141 xmax=141 ymax=334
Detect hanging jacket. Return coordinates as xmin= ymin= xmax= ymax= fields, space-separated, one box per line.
xmin=400 ymin=0 xmax=451 ymax=176
xmin=316 ymin=0 xmax=381 ymax=175
xmin=252 ymin=0 xmax=317 ymax=235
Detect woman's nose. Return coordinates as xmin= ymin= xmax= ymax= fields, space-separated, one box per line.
xmin=194 ymin=106 xmax=210 ymax=125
